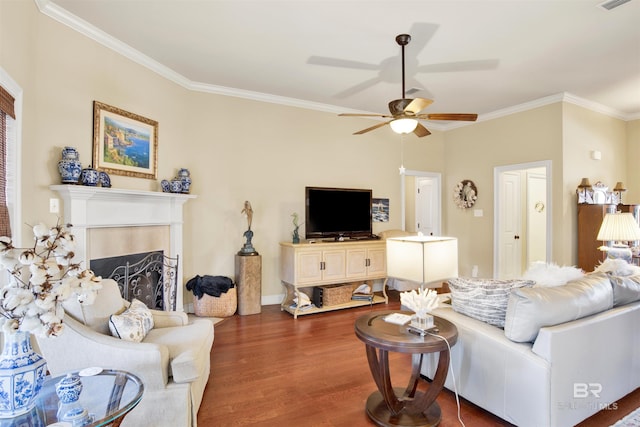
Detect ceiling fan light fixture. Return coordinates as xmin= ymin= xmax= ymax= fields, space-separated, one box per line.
xmin=390 ymin=118 xmax=418 ymax=134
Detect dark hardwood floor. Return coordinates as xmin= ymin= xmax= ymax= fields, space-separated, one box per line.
xmin=198 ymin=292 xmax=640 ymax=426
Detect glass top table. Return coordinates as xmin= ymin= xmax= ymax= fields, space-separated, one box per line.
xmin=0 ymin=369 xmax=143 ymax=427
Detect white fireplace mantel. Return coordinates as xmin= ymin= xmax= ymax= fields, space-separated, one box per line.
xmin=51 ymin=185 xmax=196 ymax=310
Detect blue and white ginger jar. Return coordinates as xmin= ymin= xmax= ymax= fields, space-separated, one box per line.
xmin=57 ymin=146 xmax=82 ymax=184
xmin=0 ymin=331 xmax=47 ymax=418
xmin=80 ymin=166 xmax=99 ymax=186
xmin=178 ymin=168 xmax=191 ymax=194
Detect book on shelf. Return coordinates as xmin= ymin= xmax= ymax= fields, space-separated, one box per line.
xmin=351 ymin=293 xmax=374 ymax=302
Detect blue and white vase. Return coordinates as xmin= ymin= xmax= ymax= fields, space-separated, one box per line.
xmin=57 ymin=146 xmax=82 ymax=184
xmin=160 ymin=179 xmax=170 ymax=193
xmin=80 ymin=166 xmax=99 ymax=186
xmin=56 ymin=373 xmax=92 ymax=425
xmin=0 ymin=331 xmax=47 ymax=418
xmin=170 ymin=179 xmax=182 ymax=193
xmin=178 ymin=168 xmax=191 ymax=194
xmin=99 ymin=171 xmax=111 ymax=188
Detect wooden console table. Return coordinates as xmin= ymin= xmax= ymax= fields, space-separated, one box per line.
xmin=355 ymin=311 xmax=458 ymax=427
xmin=280 ymin=240 xmax=387 ymax=318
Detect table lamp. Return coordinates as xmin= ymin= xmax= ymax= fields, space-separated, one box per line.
xmin=386 ymin=235 xmax=459 ymax=288
xmin=386 ymin=236 xmax=458 ymax=331
xmin=596 ymin=212 xmax=640 ymax=262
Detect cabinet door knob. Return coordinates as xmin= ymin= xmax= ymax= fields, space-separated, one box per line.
xmin=514 ymin=235 xmax=520 ymax=240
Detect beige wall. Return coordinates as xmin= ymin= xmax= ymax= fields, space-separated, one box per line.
xmin=442 ymin=104 xmax=563 ymax=277
xmin=1 ymin=1 xmax=444 ymax=304
xmin=561 ymin=103 xmax=629 ymax=264
xmin=626 ymin=119 xmax=640 ymax=203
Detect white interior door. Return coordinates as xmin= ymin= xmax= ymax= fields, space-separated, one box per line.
xmin=527 ymin=171 xmax=547 ymax=265
xmin=494 ymin=161 xmax=551 ymax=279
xmin=415 ymin=176 xmax=440 ymax=236
xmin=498 ymin=171 xmax=522 ymax=279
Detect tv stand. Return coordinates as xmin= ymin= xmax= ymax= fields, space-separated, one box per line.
xmin=280 ymin=240 xmax=387 ymax=318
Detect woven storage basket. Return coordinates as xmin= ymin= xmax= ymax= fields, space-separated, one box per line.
xmin=321 ymin=284 xmax=355 ymax=306
xmin=193 ymin=287 xmax=237 ymax=317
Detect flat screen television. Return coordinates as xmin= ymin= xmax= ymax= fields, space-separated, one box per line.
xmin=305 ymin=186 xmax=373 ymax=240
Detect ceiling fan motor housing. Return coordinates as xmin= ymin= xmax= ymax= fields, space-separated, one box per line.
xmin=388 ymin=98 xmax=415 ymax=116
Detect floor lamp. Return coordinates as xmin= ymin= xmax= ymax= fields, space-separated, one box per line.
xmin=596 ymin=212 xmax=640 ymax=262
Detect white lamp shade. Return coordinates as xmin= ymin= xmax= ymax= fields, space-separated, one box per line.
xmin=389 ymin=118 xmax=418 ymax=134
xmin=386 ymin=236 xmax=458 ymax=285
xmin=596 ymin=212 xmax=640 ymax=242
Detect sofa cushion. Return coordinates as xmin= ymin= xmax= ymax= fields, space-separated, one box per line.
xmin=108 ymin=299 xmax=155 ymax=342
xmin=608 ymin=274 xmax=640 ymax=306
xmin=504 ymin=272 xmax=613 ymax=342
xmin=448 ymin=277 xmax=535 ymax=327
xmin=144 ymin=319 xmax=214 ymax=383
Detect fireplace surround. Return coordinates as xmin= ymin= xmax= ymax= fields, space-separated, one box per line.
xmin=51 ymin=185 xmax=195 ymax=311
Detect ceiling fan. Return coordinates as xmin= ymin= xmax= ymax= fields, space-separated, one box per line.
xmin=339 ymin=34 xmax=478 ymax=138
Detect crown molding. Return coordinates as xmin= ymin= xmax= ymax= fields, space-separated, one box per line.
xmin=36 ymin=0 xmax=636 ymax=126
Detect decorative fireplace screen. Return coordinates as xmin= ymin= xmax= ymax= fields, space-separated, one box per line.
xmin=91 ymin=251 xmax=179 ymax=311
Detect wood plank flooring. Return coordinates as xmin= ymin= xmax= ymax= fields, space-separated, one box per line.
xmin=198 ymin=293 xmax=640 ymax=426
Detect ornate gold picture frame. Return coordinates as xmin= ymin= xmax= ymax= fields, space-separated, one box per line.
xmin=93 ymin=101 xmax=158 ymax=179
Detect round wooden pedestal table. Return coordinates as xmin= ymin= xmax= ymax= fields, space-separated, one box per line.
xmin=355 ymin=310 xmax=458 ymax=427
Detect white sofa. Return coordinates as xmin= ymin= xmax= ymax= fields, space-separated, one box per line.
xmin=421 ymin=272 xmax=640 ymax=427
xmin=36 ymin=279 xmax=214 ymax=427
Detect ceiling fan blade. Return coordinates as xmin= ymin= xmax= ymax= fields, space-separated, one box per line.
xmin=307 ymin=56 xmax=380 ymax=70
xmin=404 ymin=98 xmax=433 ymax=114
xmin=426 ymin=113 xmax=478 ymax=121
xmin=339 ymin=113 xmax=391 ymax=118
xmin=413 ymin=123 xmax=431 ymax=137
xmin=353 ymin=120 xmax=392 ymax=135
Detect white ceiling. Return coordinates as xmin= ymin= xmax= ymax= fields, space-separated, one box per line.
xmin=41 ymin=0 xmax=640 ymax=127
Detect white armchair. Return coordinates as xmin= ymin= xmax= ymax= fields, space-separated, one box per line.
xmin=36 ymin=279 xmax=214 ymax=427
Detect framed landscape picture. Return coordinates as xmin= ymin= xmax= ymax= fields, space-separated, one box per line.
xmin=93 ymin=101 xmax=158 ymax=179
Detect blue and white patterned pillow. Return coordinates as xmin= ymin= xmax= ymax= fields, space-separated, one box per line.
xmin=448 ymin=277 xmax=534 ymax=328
xmin=109 ymin=299 xmax=154 ymax=342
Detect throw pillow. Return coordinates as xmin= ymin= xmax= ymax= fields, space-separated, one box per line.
xmin=521 ymin=261 xmax=584 ymax=287
xmin=109 ymin=299 xmax=154 ymax=342
xmin=608 ymin=274 xmax=640 ymax=306
xmin=447 ymin=277 xmax=535 ymax=328
xmin=504 ymin=272 xmax=613 ymax=343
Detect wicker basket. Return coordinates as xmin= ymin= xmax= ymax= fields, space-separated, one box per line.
xmin=193 ymin=287 xmax=237 ymax=317
xmin=321 ymin=284 xmax=355 ymax=306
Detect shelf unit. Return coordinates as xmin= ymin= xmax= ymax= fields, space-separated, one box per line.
xmin=577 ymin=203 xmax=640 ymax=272
xmin=280 ymin=240 xmax=387 ymax=318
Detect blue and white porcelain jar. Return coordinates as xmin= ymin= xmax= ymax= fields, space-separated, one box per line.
xmin=170 ymin=178 xmax=182 ymax=193
xmin=80 ymin=166 xmax=99 ymax=186
xmin=178 ymin=168 xmax=192 ymax=194
xmin=98 ymin=171 xmax=111 ymax=188
xmin=56 ymin=372 xmax=92 ymax=425
xmin=57 ymin=146 xmax=82 ymax=184
xmin=0 ymin=331 xmax=47 ymax=418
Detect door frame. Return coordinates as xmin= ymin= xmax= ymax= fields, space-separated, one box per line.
xmin=493 ymin=160 xmax=553 ymax=278
xmin=400 ymin=170 xmax=442 ymax=232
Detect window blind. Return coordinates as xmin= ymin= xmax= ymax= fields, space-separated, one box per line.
xmin=0 ymin=84 xmax=15 ymax=237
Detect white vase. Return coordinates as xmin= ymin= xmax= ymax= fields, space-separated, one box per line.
xmin=0 ymin=331 xmax=47 ymax=418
